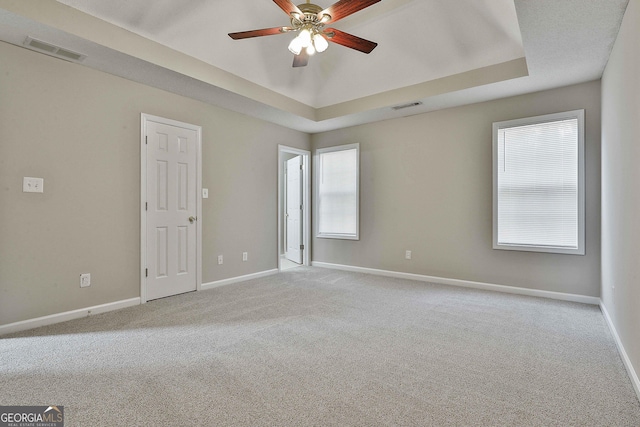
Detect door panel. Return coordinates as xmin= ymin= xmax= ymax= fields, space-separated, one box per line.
xmin=285 ymin=156 xmax=303 ymax=264
xmin=146 ymin=120 xmax=197 ymax=300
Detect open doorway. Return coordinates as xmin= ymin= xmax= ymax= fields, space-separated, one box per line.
xmin=278 ymin=145 xmax=310 ymax=271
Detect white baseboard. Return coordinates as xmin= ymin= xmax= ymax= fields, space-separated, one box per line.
xmin=311 ymin=262 xmax=601 ymax=305
xmin=201 ymin=269 xmax=279 ymax=290
xmin=600 ymin=302 xmax=640 ymax=401
xmin=1 ymin=268 xmax=279 ymax=335
xmin=0 ymin=297 xmax=141 ymax=336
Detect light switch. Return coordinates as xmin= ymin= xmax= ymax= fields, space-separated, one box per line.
xmin=23 ymin=177 xmax=44 ymax=193
xmin=202 ymin=188 xmax=209 ymax=199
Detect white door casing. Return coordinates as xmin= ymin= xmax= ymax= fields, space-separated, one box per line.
xmin=285 ymin=156 xmax=303 ymax=264
xmin=141 ymin=114 xmax=201 ymax=302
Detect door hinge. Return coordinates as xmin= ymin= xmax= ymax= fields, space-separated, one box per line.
xmin=300 ymin=204 xmax=303 ymax=210
xmin=300 ymin=244 xmax=304 ymax=250
xmin=145 ymin=268 xmax=148 ymax=277
xmin=145 ymin=135 xmax=148 ymax=145
xmin=300 ymin=164 xmax=303 ymax=170
xmin=145 ymin=202 xmax=148 ymax=211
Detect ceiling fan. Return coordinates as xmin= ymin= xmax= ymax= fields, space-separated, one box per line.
xmin=228 ymin=0 xmax=381 ymax=67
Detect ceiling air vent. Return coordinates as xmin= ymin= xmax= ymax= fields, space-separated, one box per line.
xmin=23 ymin=37 xmax=86 ymax=63
xmin=392 ymin=102 xmax=422 ymax=111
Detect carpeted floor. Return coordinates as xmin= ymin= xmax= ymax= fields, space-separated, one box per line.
xmin=1 ymin=267 xmax=639 ymax=426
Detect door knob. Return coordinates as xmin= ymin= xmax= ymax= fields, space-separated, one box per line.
xmin=189 ymin=216 xmax=197 ymax=224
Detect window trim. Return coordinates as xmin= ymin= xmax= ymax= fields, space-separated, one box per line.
xmin=492 ymin=109 xmax=585 ymax=255
xmin=315 ymin=143 xmax=360 ymax=240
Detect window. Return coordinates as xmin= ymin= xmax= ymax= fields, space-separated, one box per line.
xmin=492 ymin=110 xmax=585 ymax=255
xmin=316 ymin=143 xmax=359 ymax=240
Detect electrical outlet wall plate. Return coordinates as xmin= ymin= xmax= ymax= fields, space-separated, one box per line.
xmin=80 ymin=273 xmax=91 ymax=288
xmin=23 ymin=177 xmax=44 ymax=193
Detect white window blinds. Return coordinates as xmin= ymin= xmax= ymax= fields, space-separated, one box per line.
xmin=317 ymin=144 xmax=359 ymax=239
xmin=493 ymin=110 xmax=585 ymax=254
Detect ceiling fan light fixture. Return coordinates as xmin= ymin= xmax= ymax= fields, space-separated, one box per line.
xmin=288 ymin=36 xmax=304 ymax=55
xmin=228 ymin=0 xmax=381 ymax=67
xmin=313 ymin=33 xmax=329 ymax=52
xmin=298 ymin=28 xmax=312 ymax=47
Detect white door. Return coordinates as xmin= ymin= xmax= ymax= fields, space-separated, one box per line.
xmin=146 ymin=119 xmax=198 ymax=300
xmin=285 ymin=156 xmax=303 ymax=264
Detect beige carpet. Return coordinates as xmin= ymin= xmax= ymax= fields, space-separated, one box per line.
xmin=1 ymin=267 xmax=639 ymax=426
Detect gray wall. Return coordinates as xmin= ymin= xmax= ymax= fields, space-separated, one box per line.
xmin=0 ymin=42 xmax=309 ymax=325
xmin=601 ymin=0 xmax=640 ymax=389
xmin=312 ymin=81 xmax=601 ymax=297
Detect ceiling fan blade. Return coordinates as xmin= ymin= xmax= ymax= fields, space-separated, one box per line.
xmin=273 ymin=0 xmax=304 ymax=18
xmin=318 ymin=0 xmax=381 ymax=25
xmin=292 ymin=50 xmax=309 ymax=67
xmin=324 ymin=28 xmax=377 ymax=54
xmin=228 ymin=27 xmax=292 ymax=40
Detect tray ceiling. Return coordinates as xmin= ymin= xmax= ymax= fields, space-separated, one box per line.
xmin=0 ymin=0 xmax=629 ymax=132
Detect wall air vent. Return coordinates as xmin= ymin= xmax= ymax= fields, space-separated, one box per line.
xmin=391 ymin=102 xmax=423 ymax=111
xmin=23 ymin=37 xmax=86 ymax=63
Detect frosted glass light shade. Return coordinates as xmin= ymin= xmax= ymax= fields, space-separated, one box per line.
xmin=298 ymin=29 xmax=312 ymax=47
xmin=288 ymin=36 xmax=303 ymax=55
xmin=313 ymin=34 xmax=329 ymax=52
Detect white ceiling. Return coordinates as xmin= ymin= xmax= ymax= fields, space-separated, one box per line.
xmin=0 ymin=0 xmax=630 ymax=133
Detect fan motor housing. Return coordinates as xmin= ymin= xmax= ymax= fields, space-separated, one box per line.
xmin=297 ymin=3 xmax=323 ymax=14
xmin=292 ymin=3 xmax=329 ymax=26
